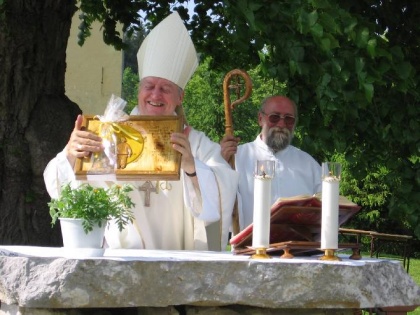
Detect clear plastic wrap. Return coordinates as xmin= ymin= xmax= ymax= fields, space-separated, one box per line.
xmin=88 ymin=94 xmax=129 ymax=175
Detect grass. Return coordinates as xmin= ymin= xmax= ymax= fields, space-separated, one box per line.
xmin=367 ymin=254 xmax=420 ymax=315
xmin=232 ymin=245 xmax=420 ymax=313
xmin=338 ymin=234 xmax=420 ymax=314
xmin=408 ymin=257 xmax=420 ymax=315
xmin=319 ymin=249 xmax=420 ymax=314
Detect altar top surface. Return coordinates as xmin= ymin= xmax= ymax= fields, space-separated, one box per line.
xmin=1 ymin=245 xmax=420 ymax=311
xmin=0 ymin=245 xmax=382 ymax=265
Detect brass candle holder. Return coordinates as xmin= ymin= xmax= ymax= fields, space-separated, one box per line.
xmin=251 ymin=247 xmax=271 ymax=259
xmin=319 ymin=249 xmax=341 ymax=261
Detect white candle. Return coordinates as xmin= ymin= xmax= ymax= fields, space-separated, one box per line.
xmin=321 ymin=162 xmax=341 ymax=250
xmin=252 ymin=161 xmax=274 ymax=248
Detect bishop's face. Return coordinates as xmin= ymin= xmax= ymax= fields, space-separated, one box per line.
xmin=138 ymin=76 xmax=184 ymax=116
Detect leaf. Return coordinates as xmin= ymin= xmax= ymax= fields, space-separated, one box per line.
xmin=320 ymin=37 xmax=330 ymax=51
xmin=297 ymin=9 xmax=319 ymax=34
xmin=319 ymin=11 xmax=340 ymax=34
xmin=309 ymin=0 xmax=331 ymax=9
xmin=366 ymin=38 xmax=376 ymax=57
xmin=237 ymin=0 xmax=256 ymax=30
xmin=355 ymin=27 xmax=370 ymax=48
xmin=390 ymin=46 xmax=404 ymax=60
xmin=307 ymin=10 xmax=319 ymax=27
xmin=395 ymin=62 xmax=413 ymax=80
xmin=363 ymin=83 xmax=373 ymax=102
xmin=331 ymin=58 xmax=342 ymax=74
xmin=324 ymin=33 xmax=340 ymax=50
xmin=343 ymin=17 xmax=358 ymax=34
xmin=289 ymin=60 xmax=298 ymax=76
xmin=48 ymin=183 xmax=134 ymax=232
xmin=321 ymin=73 xmax=332 ymax=86
xmin=355 ymin=57 xmax=365 ymax=74
xmin=414 ymin=224 xmax=420 ymax=240
xmin=310 ymin=23 xmax=323 ymax=38
xmin=289 ymin=45 xmax=305 ymax=62
xmin=324 ymin=87 xmax=338 ymax=99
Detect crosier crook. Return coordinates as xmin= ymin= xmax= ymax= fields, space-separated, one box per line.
xmin=223 ymin=69 xmax=252 ymax=235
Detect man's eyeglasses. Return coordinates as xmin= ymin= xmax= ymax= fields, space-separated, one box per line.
xmin=261 ymin=111 xmax=296 ymax=126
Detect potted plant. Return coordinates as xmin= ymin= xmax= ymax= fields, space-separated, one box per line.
xmin=48 ymin=183 xmax=135 ymax=250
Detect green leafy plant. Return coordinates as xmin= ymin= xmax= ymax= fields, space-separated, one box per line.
xmin=48 ymin=183 xmax=135 ymax=234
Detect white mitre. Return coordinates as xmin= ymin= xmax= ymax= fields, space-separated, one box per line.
xmin=137 ymin=11 xmax=199 ymax=90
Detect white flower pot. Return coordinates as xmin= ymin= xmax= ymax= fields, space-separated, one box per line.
xmin=59 ymin=218 xmax=106 ymax=252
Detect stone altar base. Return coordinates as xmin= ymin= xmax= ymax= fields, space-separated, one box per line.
xmin=0 ymin=246 xmax=419 ymax=315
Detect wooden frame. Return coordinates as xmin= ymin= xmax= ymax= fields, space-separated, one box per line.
xmin=74 ymin=115 xmax=182 ymax=180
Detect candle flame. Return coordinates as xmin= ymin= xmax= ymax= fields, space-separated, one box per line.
xmin=260 ymin=165 xmax=266 ymax=178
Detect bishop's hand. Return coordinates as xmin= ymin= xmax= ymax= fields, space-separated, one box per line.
xmin=170 ymin=132 xmax=196 ymax=176
xmin=65 ymin=114 xmax=103 ymax=167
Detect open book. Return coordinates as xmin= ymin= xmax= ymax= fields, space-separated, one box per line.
xmin=229 ymin=194 xmax=361 ymax=255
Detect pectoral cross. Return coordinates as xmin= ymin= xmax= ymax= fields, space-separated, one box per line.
xmin=139 ymin=181 xmax=157 ymax=207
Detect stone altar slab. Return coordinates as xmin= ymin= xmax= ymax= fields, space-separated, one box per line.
xmin=0 ymin=246 xmax=419 ymax=314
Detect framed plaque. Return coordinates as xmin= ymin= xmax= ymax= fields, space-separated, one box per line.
xmin=74 ymin=115 xmax=182 ymax=180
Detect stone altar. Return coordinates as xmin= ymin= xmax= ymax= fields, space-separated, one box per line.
xmin=0 ymin=246 xmax=419 ymax=315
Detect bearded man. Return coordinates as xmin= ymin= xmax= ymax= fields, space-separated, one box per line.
xmin=220 ymin=95 xmax=322 ymax=231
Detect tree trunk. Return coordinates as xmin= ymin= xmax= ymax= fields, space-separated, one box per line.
xmin=0 ymin=0 xmax=81 ymax=245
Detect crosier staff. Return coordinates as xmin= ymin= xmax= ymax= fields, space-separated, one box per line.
xmin=223 ymin=69 xmax=252 ymax=235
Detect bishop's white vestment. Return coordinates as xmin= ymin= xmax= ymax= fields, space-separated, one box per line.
xmin=235 ymin=135 xmax=322 ymax=230
xmin=44 ymin=127 xmax=238 ymax=251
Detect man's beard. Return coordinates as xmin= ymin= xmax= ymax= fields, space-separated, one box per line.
xmin=266 ymin=127 xmax=293 ymax=152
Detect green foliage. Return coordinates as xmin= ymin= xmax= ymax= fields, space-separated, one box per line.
xmin=183 ymin=58 xmax=286 ymax=143
xmin=121 ymin=67 xmax=139 ymax=114
xmin=77 ymin=0 xmax=144 ymax=49
xmin=223 ymin=0 xmax=420 ymax=238
xmin=408 ymin=258 xmax=420 ymax=314
xmin=182 ymin=58 xmax=225 ymax=141
xmin=48 ymin=183 xmax=135 ymax=234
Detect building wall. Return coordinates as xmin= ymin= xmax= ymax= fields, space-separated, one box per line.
xmin=65 ymin=14 xmax=123 ymax=115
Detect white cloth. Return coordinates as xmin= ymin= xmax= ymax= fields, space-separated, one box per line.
xmin=235 ymin=135 xmax=322 ymax=230
xmin=44 ymin=128 xmax=238 ymax=251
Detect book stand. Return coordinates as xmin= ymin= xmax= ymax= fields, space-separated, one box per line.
xmin=230 ymin=196 xmax=362 ymax=259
